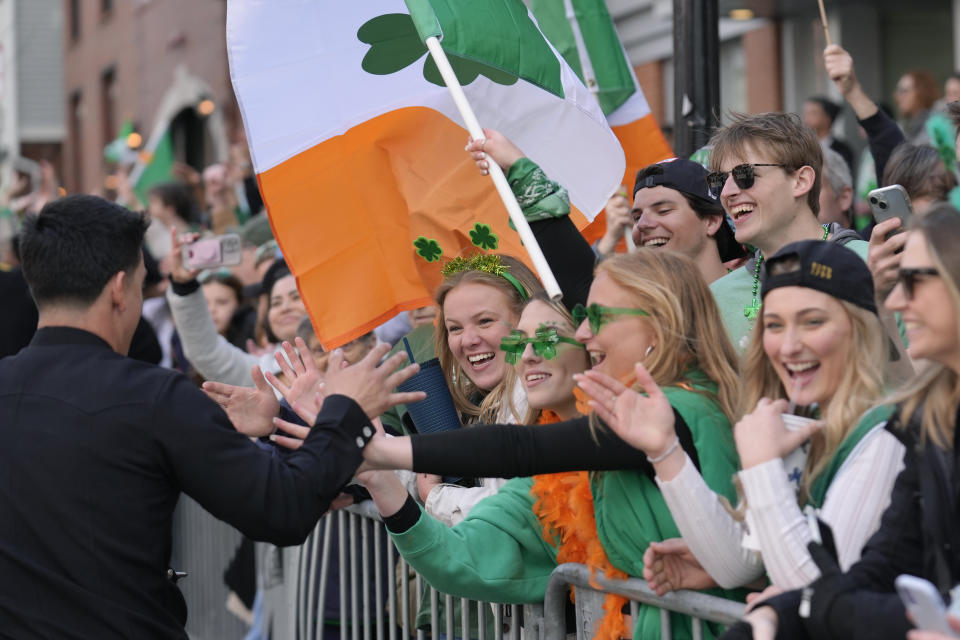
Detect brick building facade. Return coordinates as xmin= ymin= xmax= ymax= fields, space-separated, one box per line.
xmin=62 ymin=0 xmax=240 ymax=195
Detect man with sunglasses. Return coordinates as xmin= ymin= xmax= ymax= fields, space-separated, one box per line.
xmin=631 ymin=158 xmax=746 ymax=283
xmin=705 ymin=112 xmax=870 ymax=351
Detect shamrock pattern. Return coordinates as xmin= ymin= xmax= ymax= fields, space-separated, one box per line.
xmin=469 ymin=223 xmax=499 ymax=251
xmin=414 ymin=236 xmax=443 ymax=263
xmin=358 ymin=14 xmax=519 ymax=90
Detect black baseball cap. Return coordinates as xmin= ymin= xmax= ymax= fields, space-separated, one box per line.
xmin=761 ymin=240 xmax=877 ymax=314
xmin=633 ymin=158 xmax=745 ymax=262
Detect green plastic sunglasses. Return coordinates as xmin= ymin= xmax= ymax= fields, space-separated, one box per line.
xmin=500 ymin=325 xmax=584 ymax=364
xmin=571 ymin=303 xmax=649 ymax=335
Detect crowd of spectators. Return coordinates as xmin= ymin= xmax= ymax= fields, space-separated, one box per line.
xmin=6 ymin=41 xmax=960 ymax=640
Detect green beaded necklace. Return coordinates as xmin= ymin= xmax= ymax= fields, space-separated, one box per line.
xmin=744 ymin=225 xmax=830 ymax=320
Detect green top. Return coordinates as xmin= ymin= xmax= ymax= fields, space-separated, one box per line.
xmin=710 ymin=238 xmax=870 ymax=353
xmin=391 ymin=375 xmax=743 ymax=640
xmin=807 ymin=404 xmax=896 ymax=509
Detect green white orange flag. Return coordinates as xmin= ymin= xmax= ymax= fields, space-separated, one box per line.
xmin=226 ymin=0 xmax=625 ymax=348
xmin=529 ymin=0 xmax=674 ymax=244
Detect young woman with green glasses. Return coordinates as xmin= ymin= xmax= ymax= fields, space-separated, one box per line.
xmin=310 ymin=250 xmax=746 ymax=640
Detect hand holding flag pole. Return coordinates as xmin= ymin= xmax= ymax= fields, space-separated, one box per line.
xmin=423 ymin=36 xmax=563 ymax=301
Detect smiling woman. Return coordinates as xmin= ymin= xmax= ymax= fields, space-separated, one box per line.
xmin=626 ymin=239 xmax=905 ymax=597
xmin=357 ymin=250 xmax=745 ymax=640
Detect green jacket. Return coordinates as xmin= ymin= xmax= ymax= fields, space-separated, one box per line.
xmin=391 ymin=379 xmax=742 ymax=640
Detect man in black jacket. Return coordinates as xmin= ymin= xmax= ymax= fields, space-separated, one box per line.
xmin=0 ymin=195 xmax=423 ymax=639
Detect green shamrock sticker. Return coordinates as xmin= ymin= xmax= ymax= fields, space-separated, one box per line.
xmin=358 ymin=14 xmax=519 ymax=89
xmin=414 ymin=236 xmax=443 ymax=262
xmin=469 ymin=223 xmax=498 ymax=250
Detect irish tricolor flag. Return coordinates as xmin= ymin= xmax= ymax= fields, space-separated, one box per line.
xmin=227 ymin=0 xmax=624 ymax=348
xmin=530 ymin=0 xmax=674 ymax=244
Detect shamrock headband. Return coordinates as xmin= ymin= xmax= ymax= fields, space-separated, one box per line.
xmin=440 ymin=254 xmax=529 ymax=301
xmin=500 ymin=325 xmax=584 ymax=364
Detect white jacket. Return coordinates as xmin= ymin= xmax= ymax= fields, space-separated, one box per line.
xmin=166 ymin=285 xmax=282 ymax=387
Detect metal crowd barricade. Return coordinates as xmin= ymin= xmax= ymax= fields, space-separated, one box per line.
xmin=279 ymin=502 xmax=528 ymax=640
xmin=265 ymin=503 xmax=744 ymax=640
xmin=542 ymin=563 xmax=745 ymax=640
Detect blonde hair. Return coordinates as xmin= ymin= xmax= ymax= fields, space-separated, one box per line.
xmin=501 ymin=294 xmax=592 ymax=424
xmin=741 ymin=299 xmax=887 ymax=504
xmin=433 ymin=254 xmax=544 ymax=423
xmin=593 ymin=251 xmax=741 ymax=422
xmin=888 ymin=205 xmax=960 ymax=449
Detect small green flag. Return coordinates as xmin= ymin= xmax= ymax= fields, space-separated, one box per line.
xmin=133 ymin=129 xmax=175 ymax=205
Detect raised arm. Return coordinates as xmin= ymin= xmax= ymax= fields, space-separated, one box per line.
xmin=824 ymin=44 xmax=905 ymax=181
xmin=467 ymin=129 xmax=596 ymax=309
xmin=165 ymin=230 xmax=260 ymax=386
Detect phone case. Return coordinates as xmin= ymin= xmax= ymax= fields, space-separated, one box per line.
xmin=896 ymin=575 xmax=953 ymax=634
xmin=868 ymin=185 xmax=913 ymax=227
xmin=182 ymin=234 xmax=243 ymax=270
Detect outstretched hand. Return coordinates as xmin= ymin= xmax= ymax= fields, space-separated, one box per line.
xmin=321 ymin=343 xmax=426 ymax=420
xmin=202 ymin=366 xmax=279 ymax=438
xmin=642 ymin=538 xmax=718 ymax=596
xmin=734 ymin=398 xmax=822 ymax=469
xmin=574 ymin=362 xmax=677 ymax=459
xmin=263 ymin=337 xmax=326 ymax=423
xmin=466 ymin=128 xmax=525 ymax=176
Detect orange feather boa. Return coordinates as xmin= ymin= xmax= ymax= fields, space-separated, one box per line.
xmin=530 ymin=410 xmax=629 ymax=640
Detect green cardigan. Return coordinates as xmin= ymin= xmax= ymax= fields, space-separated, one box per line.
xmin=391 ymin=380 xmax=743 ymax=640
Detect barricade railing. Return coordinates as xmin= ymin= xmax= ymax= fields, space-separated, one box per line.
xmin=263 ymin=502 xmax=744 ymax=640
xmin=542 ymin=563 xmax=745 ymax=640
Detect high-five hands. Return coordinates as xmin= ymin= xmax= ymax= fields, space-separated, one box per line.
xmin=203 ymin=365 xmax=280 ymax=438
xmin=574 ymin=362 xmax=677 ymax=460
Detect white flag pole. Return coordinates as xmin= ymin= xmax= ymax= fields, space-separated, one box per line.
xmin=563 ymin=1 xmax=634 ymax=253
xmin=424 ymin=36 xmax=563 ymax=301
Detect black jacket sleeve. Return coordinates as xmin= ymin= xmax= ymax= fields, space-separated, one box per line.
xmin=410 ymin=411 xmax=701 ymax=481
xmin=859 ymin=109 xmax=906 ymax=186
xmin=157 ymin=378 xmax=375 ymax=546
xmin=531 ymin=216 xmax=596 ymax=310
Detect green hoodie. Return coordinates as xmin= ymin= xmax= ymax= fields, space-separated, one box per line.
xmin=391 ymin=377 xmax=743 ymax=640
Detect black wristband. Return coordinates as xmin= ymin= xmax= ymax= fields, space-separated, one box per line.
xmin=170 ymin=276 xmax=200 ymax=296
xmin=383 ymin=495 xmax=422 ymax=534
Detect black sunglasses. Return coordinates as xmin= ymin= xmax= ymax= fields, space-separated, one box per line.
xmin=897 ymin=267 xmax=939 ymax=300
xmin=705 ymin=163 xmax=787 ymax=198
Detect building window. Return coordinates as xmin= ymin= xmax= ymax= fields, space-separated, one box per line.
xmin=69 ymin=91 xmax=83 ymax=191
xmin=101 ymin=67 xmax=117 ymax=150
xmin=70 ymin=0 xmax=81 ymax=41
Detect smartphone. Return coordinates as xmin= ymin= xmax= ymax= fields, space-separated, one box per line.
xmin=868 ymin=185 xmax=913 ymax=230
xmin=895 ymin=575 xmax=955 ymax=635
xmin=181 ymin=234 xmax=243 ymax=270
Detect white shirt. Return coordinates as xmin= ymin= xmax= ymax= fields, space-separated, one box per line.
xmin=657 ymin=423 xmax=905 ymax=589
